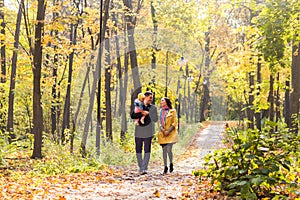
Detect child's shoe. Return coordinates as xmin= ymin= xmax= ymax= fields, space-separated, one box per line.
xmin=140 ymin=118 xmax=144 ymax=124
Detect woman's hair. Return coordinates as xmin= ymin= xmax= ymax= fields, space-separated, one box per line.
xmin=163 ymin=97 xmax=172 ymax=109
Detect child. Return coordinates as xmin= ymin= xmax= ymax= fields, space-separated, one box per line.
xmin=134 ymin=93 xmax=146 ymax=125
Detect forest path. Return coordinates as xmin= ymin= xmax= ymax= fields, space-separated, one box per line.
xmin=45 ymin=121 xmax=226 ymax=200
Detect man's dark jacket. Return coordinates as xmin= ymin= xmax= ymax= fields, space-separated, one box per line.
xmin=131 ymin=104 xmax=158 ymax=138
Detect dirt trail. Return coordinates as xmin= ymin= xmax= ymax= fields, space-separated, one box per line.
xmin=45 ymin=121 xmax=226 ymax=200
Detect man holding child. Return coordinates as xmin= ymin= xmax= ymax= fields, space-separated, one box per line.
xmin=130 ymin=91 xmax=158 ymax=175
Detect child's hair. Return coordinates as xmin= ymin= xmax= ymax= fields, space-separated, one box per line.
xmin=137 ymin=93 xmax=145 ymax=100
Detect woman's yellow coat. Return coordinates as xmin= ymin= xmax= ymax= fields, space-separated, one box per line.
xmin=158 ymin=109 xmax=178 ymax=144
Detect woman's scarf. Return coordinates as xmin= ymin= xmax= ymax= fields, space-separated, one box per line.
xmin=160 ymin=105 xmax=169 ymax=128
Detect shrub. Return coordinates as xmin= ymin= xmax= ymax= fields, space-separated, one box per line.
xmin=197 ymin=121 xmax=299 ymax=199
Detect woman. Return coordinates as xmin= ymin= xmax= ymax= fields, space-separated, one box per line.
xmin=158 ymin=97 xmax=178 ymax=174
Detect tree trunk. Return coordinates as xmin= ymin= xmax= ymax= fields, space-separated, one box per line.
xmin=290 ymin=43 xmax=300 ymax=133
xmin=105 ymin=30 xmax=112 ymax=142
xmin=123 ymin=0 xmax=144 ymax=108
xmin=31 ymin=0 xmax=45 ymax=159
xmin=113 ymin=84 xmax=118 ymax=118
xmin=81 ymin=51 xmax=102 ymax=157
xmin=0 ymin=0 xmax=6 ymax=83
xmin=194 ymin=93 xmax=198 ymax=122
xmin=123 ymin=0 xmax=141 ymax=92
xmin=200 ymin=29 xmax=211 ymax=122
xmin=74 ymin=63 xmax=91 ymax=127
xmin=7 ymin=1 xmax=23 ymax=143
xmin=190 ymin=93 xmax=195 ymax=122
xmin=120 ymin=21 xmax=129 ymax=142
xmin=177 ymin=94 xmax=181 ymax=134
xmin=81 ymin=0 xmax=110 ymax=157
xmin=248 ymin=72 xmax=254 ymax=129
xmin=0 ymin=0 xmax=4 ymax=134
xmin=269 ymin=74 xmax=274 ymax=122
xmin=165 ymin=51 xmax=169 ymax=97
xmin=183 ymin=79 xmax=186 ymax=120
xmin=111 ymin=6 xmax=120 ymax=120
xmin=51 ymin=0 xmax=59 ymax=141
xmin=115 ymin=23 xmax=123 ymax=118
xmin=275 ymin=73 xmax=280 ymax=131
xmin=96 ymin=0 xmax=109 ymax=155
xmin=284 ymin=80 xmax=290 ymax=127
xmin=112 ymin=11 xmax=126 ymax=140
xmin=187 ymin=64 xmax=191 ymax=122
xmin=255 ymin=57 xmax=262 ymax=130
xmin=200 ymin=80 xmax=209 ymax=122
xmin=51 ymin=52 xmax=58 ymax=141
xmin=151 ymin=0 xmax=157 ymax=102
xmin=121 ymin=51 xmax=129 ymax=141
xmin=61 ymin=23 xmax=77 ymax=144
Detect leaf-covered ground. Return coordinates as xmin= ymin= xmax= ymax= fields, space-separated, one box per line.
xmin=1 ymin=122 xmax=227 ymax=199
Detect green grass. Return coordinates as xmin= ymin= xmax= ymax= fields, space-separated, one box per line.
xmin=0 ymin=122 xmax=202 ymax=176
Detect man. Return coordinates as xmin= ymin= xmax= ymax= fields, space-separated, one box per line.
xmin=131 ymin=91 xmax=158 ymax=175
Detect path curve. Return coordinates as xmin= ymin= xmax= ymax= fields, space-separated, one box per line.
xmin=45 ymin=121 xmax=226 ymax=200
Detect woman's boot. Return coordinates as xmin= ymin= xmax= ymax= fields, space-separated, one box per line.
xmin=169 ymin=163 xmax=173 ymax=173
xmin=163 ymin=166 xmax=168 ymax=174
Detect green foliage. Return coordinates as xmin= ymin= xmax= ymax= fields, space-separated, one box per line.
xmin=32 ymin=139 xmax=105 ymax=175
xmin=0 ymin=121 xmax=197 ymax=176
xmin=0 ymin=86 xmax=7 ymax=135
xmin=197 ymin=121 xmax=299 ymax=199
xmin=100 ymin=141 xmax=136 ymax=166
xmin=255 ymin=0 xmax=292 ymax=69
xmin=0 ymin=133 xmax=7 ymax=167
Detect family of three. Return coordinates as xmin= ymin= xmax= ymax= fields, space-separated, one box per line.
xmin=131 ymin=91 xmax=178 ymax=175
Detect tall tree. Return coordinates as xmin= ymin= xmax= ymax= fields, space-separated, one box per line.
xmin=0 ymin=0 xmax=5 ymax=83
xmin=7 ymin=0 xmax=23 ymax=143
xmin=150 ymin=0 xmax=158 ymax=99
xmin=289 ymin=2 xmax=300 ymax=132
xmin=104 ymin=29 xmax=112 ymax=141
xmin=268 ymin=74 xmax=275 ymax=122
xmin=248 ymin=71 xmax=255 ymax=129
xmin=200 ymin=29 xmax=211 ymax=122
xmin=290 ymin=43 xmax=300 ymax=132
xmin=31 ymin=0 xmax=46 ymax=159
xmin=284 ymin=79 xmax=290 ymax=127
xmin=61 ymin=19 xmax=78 ymax=144
xmin=123 ymin=0 xmax=142 ymax=94
xmin=256 ymin=0 xmax=289 ymax=125
xmin=96 ymin=0 xmax=110 ymax=154
xmin=255 ymin=57 xmax=262 ymax=130
xmin=74 ymin=2 xmax=98 ymax=152
xmin=81 ymin=0 xmax=110 ymax=157
xmin=51 ymin=0 xmax=60 ymax=141
xmin=110 ymin=2 xmax=128 ymax=141
xmin=118 ymin=10 xmax=130 ymax=142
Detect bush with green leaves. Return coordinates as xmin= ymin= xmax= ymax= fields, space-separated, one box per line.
xmin=197 ymin=121 xmax=299 ymax=199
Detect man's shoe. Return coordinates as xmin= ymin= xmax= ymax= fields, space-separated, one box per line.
xmin=141 ymin=170 xmax=148 ymax=175
xmin=169 ymin=163 xmax=173 ymax=173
